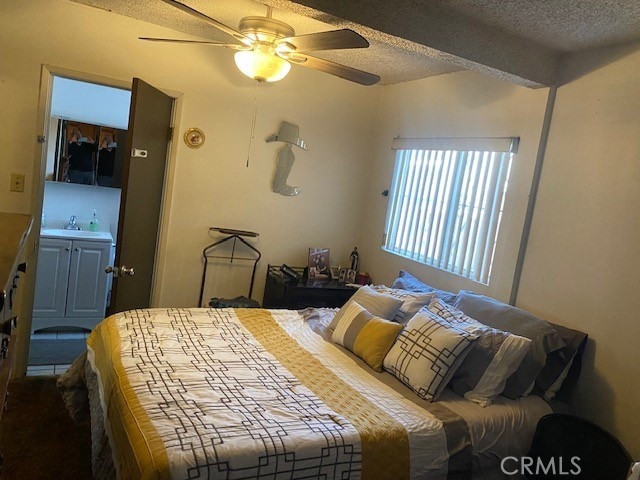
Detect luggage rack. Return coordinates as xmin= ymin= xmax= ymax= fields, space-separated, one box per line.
xmin=198 ymin=227 xmax=261 ymax=307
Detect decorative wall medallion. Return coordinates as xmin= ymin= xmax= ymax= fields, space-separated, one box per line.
xmin=184 ymin=127 xmax=205 ymax=148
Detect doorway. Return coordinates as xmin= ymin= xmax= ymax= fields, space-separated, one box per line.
xmin=27 ymin=71 xmax=175 ymax=375
xmin=28 ymin=76 xmax=131 ymax=373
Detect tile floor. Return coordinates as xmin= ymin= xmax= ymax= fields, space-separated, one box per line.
xmin=25 ymin=329 xmax=90 ymax=377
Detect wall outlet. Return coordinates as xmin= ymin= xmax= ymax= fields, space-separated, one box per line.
xmin=10 ymin=173 xmax=25 ymax=192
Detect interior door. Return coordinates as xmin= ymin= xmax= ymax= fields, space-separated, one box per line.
xmin=109 ymin=78 xmax=173 ymax=313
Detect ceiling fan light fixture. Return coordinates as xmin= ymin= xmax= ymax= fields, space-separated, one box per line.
xmin=234 ymin=49 xmax=291 ymax=82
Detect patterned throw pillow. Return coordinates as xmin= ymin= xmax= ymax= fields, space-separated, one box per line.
xmin=383 ymin=310 xmax=477 ymax=401
xmin=370 ymin=285 xmax=435 ymax=324
xmin=427 ymin=298 xmax=532 ymax=406
xmin=327 ymin=285 xmax=403 ymax=331
xmin=332 ymin=301 xmax=404 ymax=372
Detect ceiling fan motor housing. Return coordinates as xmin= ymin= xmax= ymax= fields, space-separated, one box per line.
xmin=239 ymin=16 xmax=295 ymax=42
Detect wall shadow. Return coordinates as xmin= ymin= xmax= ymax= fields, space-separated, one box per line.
xmin=557 ymin=39 xmax=640 ymax=86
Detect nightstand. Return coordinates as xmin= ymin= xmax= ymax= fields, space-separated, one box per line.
xmin=262 ymin=265 xmax=358 ymax=309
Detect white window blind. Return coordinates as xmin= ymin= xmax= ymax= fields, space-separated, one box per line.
xmin=383 ymin=137 xmax=518 ymax=285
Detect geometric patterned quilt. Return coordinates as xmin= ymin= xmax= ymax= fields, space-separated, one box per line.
xmin=87 ymin=308 xmax=454 ymax=480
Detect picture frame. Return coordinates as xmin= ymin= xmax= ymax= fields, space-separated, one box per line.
xmin=338 ymin=268 xmax=348 ymax=283
xmin=346 ymin=269 xmax=357 ymax=284
xmin=308 ymin=247 xmax=330 ymax=278
xmin=330 ymin=265 xmax=341 ymax=280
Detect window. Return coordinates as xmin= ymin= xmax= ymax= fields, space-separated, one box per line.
xmin=383 ymin=137 xmax=518 ymax=285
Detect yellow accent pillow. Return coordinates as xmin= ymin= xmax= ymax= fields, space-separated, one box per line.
xmin=332 ymin=301 xmax=403 ymax=372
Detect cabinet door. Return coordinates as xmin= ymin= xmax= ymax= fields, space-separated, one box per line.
xmin=33 ymin=238 xmax=72 ymax=317
xmin=65 ymin=240 xmax=110 ymax=318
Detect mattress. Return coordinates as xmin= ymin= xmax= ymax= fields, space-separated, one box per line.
xmin=86 ymin=307 xmax=551 ymax=479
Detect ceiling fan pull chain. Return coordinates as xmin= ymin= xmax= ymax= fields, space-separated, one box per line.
xmin=246 ymin=81 xmax=262 ymax=168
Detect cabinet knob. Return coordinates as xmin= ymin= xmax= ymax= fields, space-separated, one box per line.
xmin=75 ymin=247 xmax=80 ymax=252
xmin=65 ymin=247 xmax=70 ymax=251
xmin=105 ymin=266 xmax=119 ymax=277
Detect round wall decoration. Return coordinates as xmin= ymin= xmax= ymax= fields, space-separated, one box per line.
xmin=184 ymin=127 xmax=205 ymax=148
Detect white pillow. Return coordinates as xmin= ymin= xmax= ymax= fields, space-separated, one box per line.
xmin=383 ymin=310 xmax=477 ymax=401
xmin=427 ymin=298 xmax=532 ymax=406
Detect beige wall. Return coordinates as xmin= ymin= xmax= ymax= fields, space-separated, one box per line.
xmin=517 ymin=44 xmax=640 ymax=458
xmin=358 ymin=71 xmax=549 ymax=302
xmin=0 ymin=0 xmax=379 ymax=371
xmin=360 ymin=51 xmax=640 ymax=457
xmin=3 ymin=0 xmax=638 ymax=461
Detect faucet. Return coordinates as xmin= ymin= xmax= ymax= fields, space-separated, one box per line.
xmin=65 ymin=215 xmax=82 ymax=230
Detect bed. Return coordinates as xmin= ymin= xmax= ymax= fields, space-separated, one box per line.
xmin=66 ymin=303 xmax=567 ymax=480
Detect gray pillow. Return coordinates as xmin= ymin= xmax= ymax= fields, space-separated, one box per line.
xmin=427 ymin=298 xmax=531 ymax=406
xmin=327 ymin=285 xmax=403 ymax=331
xmin=454 ymin=290 xmax=566 ymax=399
xmin=537 ymin=323 xmax=588 ymax=400
xmin=391 ymin=270 xmax=457 ymax=305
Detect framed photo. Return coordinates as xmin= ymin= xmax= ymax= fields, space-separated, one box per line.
xmin=330 ymin=265 xmax=341 ymax=280
xmin=346 ymin=269 xmax=357 ymax=284
xmin=338 ymin=268 xmax=348 ymax=283
xmin=308 ymin=247 xmax=330 ymax=278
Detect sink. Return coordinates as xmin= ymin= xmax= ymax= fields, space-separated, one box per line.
xmin=40 ymin=228 xmax=113 ymax=242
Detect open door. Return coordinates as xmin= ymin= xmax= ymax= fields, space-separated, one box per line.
xmin=108 ymin=78 xmax=173 ymax=313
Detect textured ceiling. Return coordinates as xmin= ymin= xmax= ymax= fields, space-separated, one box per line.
xmin=70 ymin=0 xmax=640 ymax=87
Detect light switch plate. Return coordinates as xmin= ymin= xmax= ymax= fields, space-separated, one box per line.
xmin=10 ymin=173 xmax=25 ymax=192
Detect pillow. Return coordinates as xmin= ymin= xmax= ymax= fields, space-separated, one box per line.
xmin=327 ymin=285 xmax=403 ymax=331
xmin=427 ymin=298 xmax=532 ymax=406
xmin=383 ymin=310 xmax=477 ymax=401
xmin=332 ymin=301 xmax=404 ymax=372
xmin=391 ymin=270 xmax=457 ymax=305
xmin=454 ymin=291 xmax=567 ymax=399
xmin=370 ymin=285 xmax=435 ymax=324
xmin=537 ymin=323 xmax=588 ymax=401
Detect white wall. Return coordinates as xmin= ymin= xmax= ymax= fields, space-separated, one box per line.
xmin=42 ymin=181 xmax=121 ymax=239
xmin=517 ymin=43 xmax=640 ymax=459
xmin=359 ymin=71 xmax=549 ymax=302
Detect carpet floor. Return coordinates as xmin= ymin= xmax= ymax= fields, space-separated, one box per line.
xmin=0 ymin=375 xmax=92 ymax=479
xmin=28 ymin=338 xmax=87 ymax=366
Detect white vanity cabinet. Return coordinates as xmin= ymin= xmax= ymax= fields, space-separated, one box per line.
xmin=32 ymin=230 xmax=113 ymax=332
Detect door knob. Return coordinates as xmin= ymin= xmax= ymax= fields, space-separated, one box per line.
xmin=105 ymin=265 xmax=135 ymax=277
xmin=120 ymin=265 xmax=135 ymax=276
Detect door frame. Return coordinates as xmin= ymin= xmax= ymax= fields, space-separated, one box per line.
xmin=16 ymin=64 xmax=182 ymax=376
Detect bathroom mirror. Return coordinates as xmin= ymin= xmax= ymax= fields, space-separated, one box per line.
xmin=45 ymin=118 xmax=126 ymax=188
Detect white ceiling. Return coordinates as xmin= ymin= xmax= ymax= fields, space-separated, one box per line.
xmin=70 ymin=0 xmax=640 ymax=87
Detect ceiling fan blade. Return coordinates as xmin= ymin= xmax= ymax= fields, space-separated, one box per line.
xmin=158 ymin=0 xmax=252 ymax=45
xmin=279 ymin=29 xmax=369 ymax=52
xmin=139 ymin=37 xmax=246 ymax=49
xmin=285 ymin=53 xmax=380 ymax=86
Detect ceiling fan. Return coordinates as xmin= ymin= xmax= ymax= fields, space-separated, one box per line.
xmin=140 ymin=0 xmax=380 ymax=85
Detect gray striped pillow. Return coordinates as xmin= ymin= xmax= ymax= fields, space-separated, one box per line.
xmin=370 ymin=285 xmax=435 ymax=324
xmin=328 ymin=285 xmax=403 ymax=331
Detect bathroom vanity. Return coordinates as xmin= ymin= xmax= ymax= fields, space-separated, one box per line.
xmin=32 ymin=228 xmax=113 ymax=332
